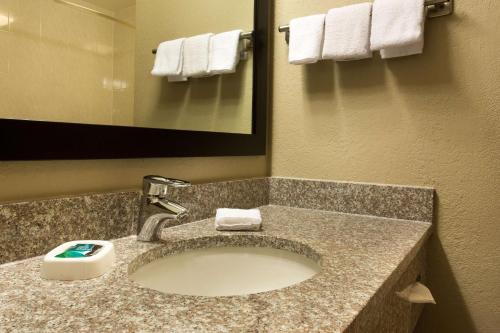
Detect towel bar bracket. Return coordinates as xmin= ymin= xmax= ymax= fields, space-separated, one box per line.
xmin=278 ymin=0 xmax=453 ymax=44
xmin=426 ymin=0 xmax=454 ymax=18
xmin=278 ymin=25 xmax=290 ymax=44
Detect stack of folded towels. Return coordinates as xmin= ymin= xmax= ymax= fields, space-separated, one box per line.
xmin=151 ymin=29 xmax=243 ymax=82
xmin=214 ymin=208 xmax=262 ymax=231
xmin=287 ymin=0 xmax=426 ymax=64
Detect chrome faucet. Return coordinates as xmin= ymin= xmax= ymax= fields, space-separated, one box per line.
xmin=137 ymin=176 xmax=191 ymax=242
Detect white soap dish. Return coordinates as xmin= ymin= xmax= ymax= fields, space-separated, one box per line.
xmin=41 ymin=240 xmax=115 ymax=281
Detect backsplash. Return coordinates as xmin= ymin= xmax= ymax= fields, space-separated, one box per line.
xmin=0 ymin=178 xmax=268 ymax=264
xmin=0 ymin=191 xmax=140 ymax=264
xmin=167 ymin=178 xmax=269 ymax=224
xmin=0 ymin=177 xmax=433 ymax=264
xmin=269 ymin=177 xmax=435 ymax=223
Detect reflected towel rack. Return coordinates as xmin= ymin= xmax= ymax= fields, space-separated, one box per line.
xmin=278 ymin=0 xmax=453 ymax=44
xmin=53 ymin=0 xmax=135 ymax=29
xmin=152 ymin=31 xmax=254 ymax=54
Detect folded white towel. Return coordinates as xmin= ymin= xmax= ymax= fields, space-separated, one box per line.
xmin=151 ymin=38 xmax=185 ymax=77
xmin=182 ymin=33 xmax=213 ymax=77
xmin=288 ymin=14 xmax=326 ymax=65
xmin=209 ymin=30 xmax=242 ymax=75
xmin=322 ymin=3 xmax=373 ymax=61
xmin=370 ymin=0 xmax=426 ymax=59
xmin=215 ymin=208 xmax=262 ymax=231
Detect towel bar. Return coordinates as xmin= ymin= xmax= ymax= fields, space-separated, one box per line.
xmin=152 ymin=31 xmax=254 ymax=55
xmin=278 ymin=0 xmax=453 ymax=44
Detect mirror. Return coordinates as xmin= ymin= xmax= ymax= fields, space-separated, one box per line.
xmin=0 ymin=0 xmax=255 ymax=134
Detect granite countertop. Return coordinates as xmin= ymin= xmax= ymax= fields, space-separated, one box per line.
xmin=0 ymin=205 xmax=431 ymax=333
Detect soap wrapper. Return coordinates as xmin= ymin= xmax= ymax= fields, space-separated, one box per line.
xmin=56 ymin=244 xmax=103 ymax=258
xmin=396 ymin=282 xmax=436 ymax=304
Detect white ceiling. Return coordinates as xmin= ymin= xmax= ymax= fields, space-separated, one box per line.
xmin=85 ymin=0 xmax=135 ymax=11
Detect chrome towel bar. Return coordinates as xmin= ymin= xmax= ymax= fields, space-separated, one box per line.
xmin=278 ymin=0 xmax=453 ymax=44
xmin=152 ymin=31 xmax=254 ymax=55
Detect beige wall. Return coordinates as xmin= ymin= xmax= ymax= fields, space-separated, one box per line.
xmin=134 ymin=0 xmax=254 ymax=134
xmin=0 ymin=0 xmax=116 ymax=125
xmin=0 ymin=156 xmax=267 ymax=203
xmin=271 ymin=1 xmax=500 ymax=332
xmin=112 ymin=4 xmax=136 ymax=126
xmin=87 ymin=0 xmax=135 ymax=11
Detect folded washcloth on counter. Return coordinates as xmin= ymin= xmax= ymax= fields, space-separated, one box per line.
xmin=182 ymin=33 xmax=214 ymax=77
xmin=370 ymin=0 xmax=426 ymax=59
xmin=209 ymin=29 xmax=243 ymax=74
xmin=322 ymin=3 xmax=373 ymax=61
xmin=288 ymin=14 xmax=326 ymax=65
xmin=215 ymin=208 xmax=262 ymax=231
xmin=151 ymin=38 xmax=186 ymax=80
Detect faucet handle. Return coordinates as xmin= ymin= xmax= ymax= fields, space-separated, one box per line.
xmin=143 ymin=175 xmax=191 ymax=197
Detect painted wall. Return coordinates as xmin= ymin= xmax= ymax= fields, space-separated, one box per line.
xmin=0 ymin=156 xmax=267 ymax=203
xmin=112 ymin=4 xmax=136 ymax=126
xmin=134 ymin=0 xmax=254 ymax=134
xmin=271 ymin=0 xmax=500 ymax=332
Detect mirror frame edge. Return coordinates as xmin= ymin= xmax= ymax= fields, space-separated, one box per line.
xmin=0 ymin=0 xmax=270 ymax=161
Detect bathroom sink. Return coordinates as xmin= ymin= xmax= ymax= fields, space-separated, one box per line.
xmin=129 ymin=246 xmax=320 ymax=297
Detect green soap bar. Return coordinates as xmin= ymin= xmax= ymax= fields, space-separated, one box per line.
xmin=56 ymin=244 xmax=103 ymax=258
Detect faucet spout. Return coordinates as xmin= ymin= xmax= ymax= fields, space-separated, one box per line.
xmin=148 ymin=197 xmax=188 ymax=216
xmin=137 ymin=176 xmax=191 ymax=242
xmin=137 ymin=213 xmax=177 ymax=242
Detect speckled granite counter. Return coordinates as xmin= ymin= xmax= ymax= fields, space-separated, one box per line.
xmin=0 ymin=205 xmax=431 ymax=333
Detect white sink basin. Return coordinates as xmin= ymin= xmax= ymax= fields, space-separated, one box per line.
xmin=129 ymin=246 xmax=320 ymax=297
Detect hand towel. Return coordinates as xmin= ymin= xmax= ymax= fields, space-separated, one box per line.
xmin=322 ymin=3 xmax=373 ymax=61
xmin=151 ymin=38 xmax=185 ymax=77
xmin=288 ymin=14 xmax=326 ymax=65
xmin=215 ymin=208 xmax=262 ymax=231
xmin=209 ymin=30 xmax=243 ymax=74
xmin=370 ymin=0 xmax=426 ymax=59
xmin=182 ymin=33 xmax=213 ymax=77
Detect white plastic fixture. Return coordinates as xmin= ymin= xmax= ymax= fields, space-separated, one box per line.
xmin=41 ymin=240 xmax=115 ymax=281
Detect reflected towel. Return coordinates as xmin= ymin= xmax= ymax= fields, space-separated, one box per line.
xmin=167 ymin=75 xmax=188 ymax=82
xmin=182 ymin=33 xmax=213 ymax=77
xmin=209 ymin=30 xmax=243 ymax=74
xmin=151 ymin=38 xmax=185 ymax=77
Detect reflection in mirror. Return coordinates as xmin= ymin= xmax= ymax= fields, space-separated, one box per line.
xmin=0 ymin=0 xmax=254 ymax=134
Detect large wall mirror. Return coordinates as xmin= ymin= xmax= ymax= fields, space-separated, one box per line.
xmin=0 ymin=0 xmax=269 ymax=160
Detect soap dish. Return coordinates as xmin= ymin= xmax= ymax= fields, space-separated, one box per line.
xmin=41 ymin=240 xmax=115 ymax=281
